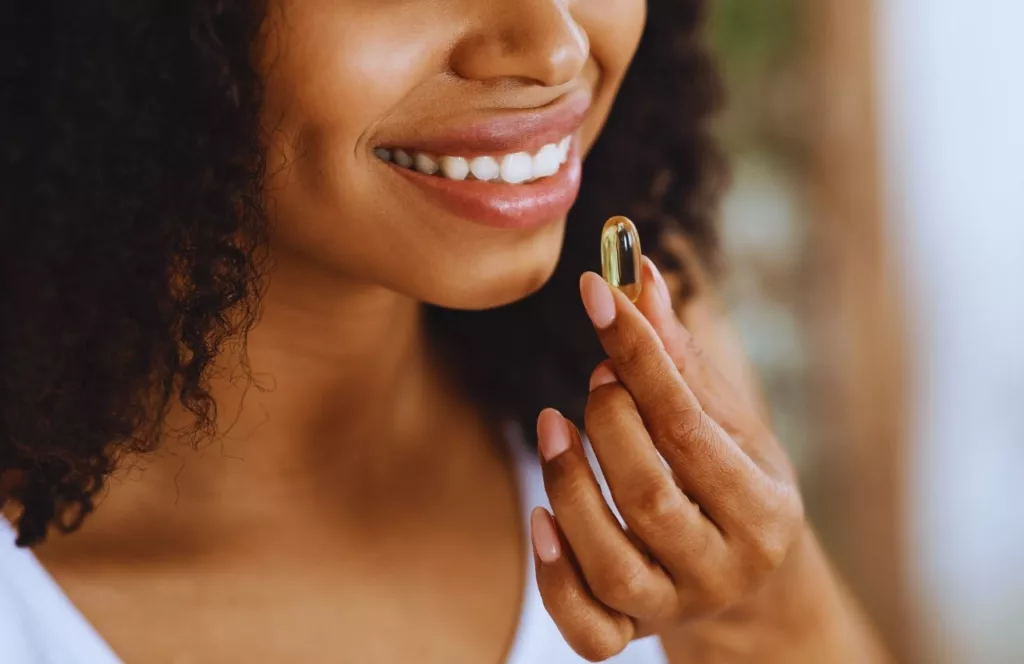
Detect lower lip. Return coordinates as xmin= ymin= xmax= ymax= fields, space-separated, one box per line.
xmin=386 ymin=145 xmax=582 ymax=230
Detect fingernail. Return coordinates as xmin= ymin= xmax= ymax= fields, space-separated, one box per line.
xmin=589 ymin=363 xmax=618 ymax=391
xmin=580 ymin=272 xmax=616 ymax=329
xmin=531 ymin=508 xmax=562 ymax=564
xmin=644 ymin=257 xmax=672 ymax=309
xmin=537 ymin=408 xmax=572 ymax=461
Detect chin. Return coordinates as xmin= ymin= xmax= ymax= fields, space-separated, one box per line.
xmin=420 ymin=222 xmax=565 ymax=311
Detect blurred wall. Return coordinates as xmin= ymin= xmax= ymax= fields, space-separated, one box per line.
xmin=876 ymin=1 xmax=1024 ymax=662
xmin=710 ymin=1 xmax=912 ymax=657
xmin=806 ymin=2 xmax=911 ymax=657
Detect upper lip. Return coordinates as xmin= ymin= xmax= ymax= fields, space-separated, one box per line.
xmin=377 ymin=89 xmax=592 ymax=158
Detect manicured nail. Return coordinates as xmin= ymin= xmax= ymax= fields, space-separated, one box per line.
xmin=537 ymin=408 xmax=572 ymax=461
xmin=589 ymin=363 xmax=618 ymax=391
xmin=644 ymin=256 xmax=672 ymax=309
xmin=580 ymin=272 xmax=617 ymax=329
xmin=531 ymin=508 xmax=562 ymax=564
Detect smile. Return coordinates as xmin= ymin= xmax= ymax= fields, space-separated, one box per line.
xmin=375 ymin=136 xmax=572 ymax=185
xmin=373 ymin=90 xmax=590 ymax=230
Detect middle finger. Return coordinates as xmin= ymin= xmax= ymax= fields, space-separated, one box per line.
xmin=584 ymin=369 xmax=727 ymax=582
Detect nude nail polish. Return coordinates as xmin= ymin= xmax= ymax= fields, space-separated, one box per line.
xmin=531 ymin=508 xmax=562 ymax=564
xmin=537 ymin=409 xmax=571 ymax=461
xmin=644 ymin=256 xmax=672 ymax=308
xmin=580 ymin=273 xmax=616 ymax=329
xmin=589 ymin=364 xmax=618 ymax=391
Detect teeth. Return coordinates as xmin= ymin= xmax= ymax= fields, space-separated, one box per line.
xmin=469 ymin=156 xmax=500 ymax=181
xmin=500 ymin=152 xmax=533 ymax=185
xmin=376 ymin=136 xmax=573 ymax=184
xmin=532 ymin=144 xmax=561 ymax=179
xmin=439 ymin=156 xmax=469 ymax=180
xmin=413 ymin=152 xmax=438 ymax=175
xmin=393 ymin=149 xmax=413 ymax=168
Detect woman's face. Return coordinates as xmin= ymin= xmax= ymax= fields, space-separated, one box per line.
xmin=260 ymin=0 xmax=645 ymax=309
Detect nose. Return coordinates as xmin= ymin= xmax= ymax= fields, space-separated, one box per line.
xmin=450 ymin=0 xmax=589 ymax=88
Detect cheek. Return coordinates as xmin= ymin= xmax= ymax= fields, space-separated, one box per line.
xmin=260 ymin=1 xmax=473 ymax=296
xmin=573 ymin=0 xmax=645 ymax=156
xmin=261 ymin=0 xmax=444 ymax=126
xmin=576 ymin=0 xmax=646 ymax=80
xmin=260 ymin=1 xmax=440 ymax=222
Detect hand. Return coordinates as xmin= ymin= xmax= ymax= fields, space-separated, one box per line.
xmin=531 ymin=257 xmax=805 ymax=661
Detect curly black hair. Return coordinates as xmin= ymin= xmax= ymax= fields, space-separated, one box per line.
xmin=0 ymin=0 xmax=726 ymax=547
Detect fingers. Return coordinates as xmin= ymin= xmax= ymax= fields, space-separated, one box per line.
xmin=537 ymin=409 xmax=677 ymax=622
xmin=579 ymin=270 xmax=700 ymax=431
xmin=570 ymin=263 xmax=806 ymax=628
xmin=633 ymin=257 xmax=763 ymax=449
xmin=531 ymin=508 xmax=636 ymax=662
xmin=582 ymin=373 xmax=727 ymax=582
xmin=636 ymin=259 xmax=798 ymax=493
xmin=579 ymin=272 xmax=768 ymax=532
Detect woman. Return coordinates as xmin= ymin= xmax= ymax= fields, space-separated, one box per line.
xmin=0 ymin=0 xmax=890 ymax=662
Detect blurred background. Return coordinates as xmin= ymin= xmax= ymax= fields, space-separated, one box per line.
xmin=705 ymin=1 xmax=1024 ymax=662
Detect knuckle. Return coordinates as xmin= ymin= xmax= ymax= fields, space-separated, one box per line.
xmin=538 ymin=575 xmax=574 ymax=618
xmin=584 ymin=386 xmax=634 ymax=431
xmin=630 ymin=483 xmax=687 ymax=534
xmin=752 ymin=531 xmax=790 ymax=572
xmin=589 ymin=559 xmax=649 ymax=609
xmin=544 ymin=466 xmax=590 ymax=511
xmin=672 ymin=334 xmax=710 ymax=379
xmin=765 ymin=480 xmax=805 ymax=522
xmin=686 ymin=336 xmax=708 ymax=367
xmin=614 ymin=325 xmax=660 ymax=374
xmin=578 ymin=632 xmax=629 ymax=663
xmin=680 ymin=515 xmax=716 ymax=560
xmin=693 ymin=573 xmax=739 ymax=615
xmin=555 ymin=472 xmax=593 ymax=509
xmin=745 ymin=486 xmax=805 ymax=572
xmin=658 ymin=408 xmax=710 ymax=446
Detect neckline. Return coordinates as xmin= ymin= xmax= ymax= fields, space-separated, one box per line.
xmin=1 ymin=424 xmax=548 ymax=664
xmin=0 ymin=518 xmax=121 ymax=663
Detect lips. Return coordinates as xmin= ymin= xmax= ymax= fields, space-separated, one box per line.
xmin=378 ymin=89 xmax=591 ymax=157
xmin=375 ymin=90 xmax=591 ymax=230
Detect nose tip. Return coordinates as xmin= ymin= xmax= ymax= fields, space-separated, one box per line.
xmin=541 ymin=21 xmax=589 ymax=86
xmin=451 ymin=2 xmax=590 ymax=88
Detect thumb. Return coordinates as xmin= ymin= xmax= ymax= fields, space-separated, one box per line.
xmin=634 ymin=256 xmax=702 ymax=374
xmin=633 ymin=257 xmax=748 ymax=433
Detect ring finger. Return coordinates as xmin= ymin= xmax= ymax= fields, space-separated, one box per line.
xmin=538 ymin=409 xmax=677 ymax=621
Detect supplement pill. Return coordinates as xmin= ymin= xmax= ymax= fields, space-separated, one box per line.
xmin=600 ymin=216 xmax=642 ymax=302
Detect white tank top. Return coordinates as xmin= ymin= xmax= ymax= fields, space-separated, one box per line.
xmin=0 ymin=427 xmax=666 ymax=663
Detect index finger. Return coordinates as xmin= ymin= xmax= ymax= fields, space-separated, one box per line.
xmin=579 ymin=271 xmax=768 ymax=529
xmin=580 ymin=270 xmax=695 ymax=418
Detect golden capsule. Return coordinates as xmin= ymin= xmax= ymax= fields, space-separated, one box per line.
xmin=600 ymin=216 xmax=642 ymax=302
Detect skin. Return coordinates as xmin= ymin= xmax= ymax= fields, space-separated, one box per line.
xmin=259 ymin=0 xmax=642 ymax=309
xmin=30 ymin=0 xmax=889 ymax=662
xmin=534 ymin=262 xmax=891 ymax=662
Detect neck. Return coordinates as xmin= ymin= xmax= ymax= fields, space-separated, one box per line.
xmin=233 ymin=259 xmax=435 ymax=459
xmin=40 ymin=254 xmax=501 ymax=561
